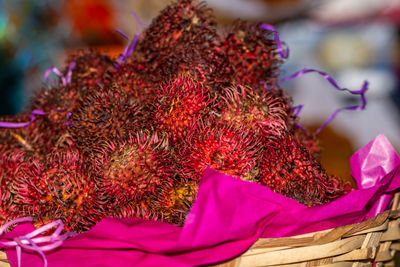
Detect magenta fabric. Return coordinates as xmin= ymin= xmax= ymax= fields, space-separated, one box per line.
xmin=3 ymin=134 xmax=400 ymax=267
xmin=350 ymin=134 xmax=400 ymax=219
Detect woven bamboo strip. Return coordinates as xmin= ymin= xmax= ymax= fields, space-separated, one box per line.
xmin=375 ymin=193 xmax=400 ymax=263
xmin=215 ymin=193 xmax=400 ymax=267
xmin=0 ymin=251 xmax=8 ymax=267
xmin=234 ymin=235 xmax=365 ymax=266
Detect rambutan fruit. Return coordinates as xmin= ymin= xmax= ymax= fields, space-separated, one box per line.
xmin=67 ymin=51 xmax=116 ymax=88
xmin=95 ymin=131 xmax=175 ymax=206
xmin=136 ymin=0 xmax=216 ymax=55
xmin=258 ymin=134 xmax=351 ymax=206
xmin=29 ymin=52 xmax=110 ymax=113
xmin=152 ymin=74 xmax=215 ymax=143
xmin=0 ymin=113 xmax=55 ymax=156
xmin=28 ymin=84 xmax=85 ymax=155
xmin=180 ymin=122 xmax=262 ymax=182
xmin=111 ymin=198 xmax=157 ymax=222
xmin=12 ymin=149 xmax=104 ymax=232
xmin=29 ymin=84 xmax=80 ymax=114
xmin=133 ymin=0 xmax=225 ymax=86
xmin=0 ymin=114 xmax=34 ymax=154
xmin=293 ymin=128 xmax=322 ymax=159
xmin=68 ymin=84 xmax=144 ymax=155
xmin=28 ymin=52 xmax=116 ymax=131
xmin=217 ymin=20 xmax=282 ymax=87
xmin=216 ymin=85 xmax=291 ymax=139
xmin=108 ymin=63 xmax=157 ymax=104
xmin=153 ymin=181 xmax=199 ymax=226
xmin=0 ymin=151 xmax=35 ymax=225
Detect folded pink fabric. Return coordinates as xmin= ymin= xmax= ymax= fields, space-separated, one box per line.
xmin=3 ymin=134 xmax=400 ymax=267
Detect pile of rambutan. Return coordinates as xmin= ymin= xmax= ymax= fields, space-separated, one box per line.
xmin=0 ymin=0 xmax=351 ymax=232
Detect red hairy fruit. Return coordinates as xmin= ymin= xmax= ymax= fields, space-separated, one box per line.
xmin=30 ymin=52 xmax=116 ymax=115
xmin=0 ymin=113 xmax=58 ymax=156
xmin=67 ymin=51 xmax=116 ymax=88
xmin=133 ymin=0 xmax=225 ymax=86
xmin=216 ymin=85 xmax=291 ymax=139
xmin=136 ymin=0 xmax=216 ymax=56
xmin=12 ymin=149 xmax=104 ymax=232
xmin=153 ymin=181 xmax=199 ymax=225
xmin=0 ymin=114 xmax=36 ymax=154
xmin=218 ymin=21 xmax=282 ymax=87
xmin=259 ymin=134 xmax=351 ymax=206
xmin=108 ymin=63 xmax=157 ymax=104
xmin=112 ymin=198 xmax=157 ymax=222
xmin=25 ymin=53 xmax=117 ymax=148
xmin=30 ymin=85 xmax=81 ymax=115
xmin=293 ymin=128 xmax=322 ymax=159
xmin=153 ymin=75 xmax=214 ymax=143
xmin=180 ymin=122 xmax=261 ymax=181
xmin=0 ymin=151 xmax=36 ymax=225
xmin=96 ymin=131 xmax=175 ymax=206
xmin=68 ymin=84 xmax=143 ymax=155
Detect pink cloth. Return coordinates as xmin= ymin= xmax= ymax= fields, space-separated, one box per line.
xmin=3 ymin=134 xmax=400 ymax=267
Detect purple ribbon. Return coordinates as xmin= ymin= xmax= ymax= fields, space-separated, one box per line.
xmin=43 ymin=61 xmax=76 ymax=86
xmin=96 ymin=81 xmax=104 ymax=89
xmin=0 ymin=110 xmax=47 ymax=128
xmin=116 ymin=30 xmax=139 ymax=65
xmin=115 ymin=10 xmax=146 ymax=67
xmin=291 ymin=105 xmax=309 ymax=134
xmin=292 ymin=105 xmax=304 ymax=117
xmin=0 ymin=217 xmax=76 ymax=267
xmin=132 ymin=10 xmax=148 ymax=29
xmin=281 ymin=69 xmax=369 ymax=136
xmin=259 ymin=24 xmax=289 ymax=59
xmin=115 ymin=29 xmax=129 ymax=40
xmin=0 ymin=109 xmax=72 ymax=129
xmin=66 ymin=112 xmax=72 ymax=127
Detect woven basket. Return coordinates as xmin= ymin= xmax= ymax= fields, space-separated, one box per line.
xmin=215 ymin=192 xmax=400 ymax=267
xmin=1 ymin=193 xmax=399 ymax=267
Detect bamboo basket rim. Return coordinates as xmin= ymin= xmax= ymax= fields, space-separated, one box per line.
xmin=214 ymin=192 xmax=400 ymax=267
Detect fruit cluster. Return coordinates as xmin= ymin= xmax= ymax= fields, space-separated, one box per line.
xmin=0 ymin=0 xmax=350 ymax=232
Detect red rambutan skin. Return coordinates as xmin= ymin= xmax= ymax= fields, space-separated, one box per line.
xmin=111 ymin=198 xmax=157 ymax=222
xmin=68 ymin=84 xmax=144 ymax=155
xmin=107 ymin=63 xmax=158 ymax=105
xmin=216 ymin=85 xmax=291 ymax=139
xmin=132 ymin=0 xmax=226 ymax=87
xmin=27 ymin=52 xmax=117 ymax=141
xmin=152 ymin=74 xmax=215 ymax=143
xmin=12 ymin=149 xmax=104 ymax=232
xmin=136 ymin=0 xmax=216 ymax=55
xmin=180 ymin=122 xmax=262 ymax=181
xmin=0 ymin=151 xmax=37 ymax=225
xmin=217 ymin=21 xmax=282 ymax=87
xmin=95 ymin=131 xmax=176 ymax=206
xmin=0 ymin=114 xmax=35 ymax=154
xmin=67 ymin=51 xmax=116 ymax=88
xmin=0 ymin=113 xmax=58 ymax=156
xmin=152 ymin=181 xmax=199 ymax=226
xmin=293 ymin=128 xmax=322 ymax=159
xmin=29 ymin=51 xmax=116 ymax=114
xmin=259 ymin=134 xmax=351 ymax=206
xmin=30 ymin=85 xmax=80 ymax=114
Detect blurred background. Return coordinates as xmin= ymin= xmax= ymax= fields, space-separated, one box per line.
xmin=0 ymin=0 xmax=400 ymax=181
